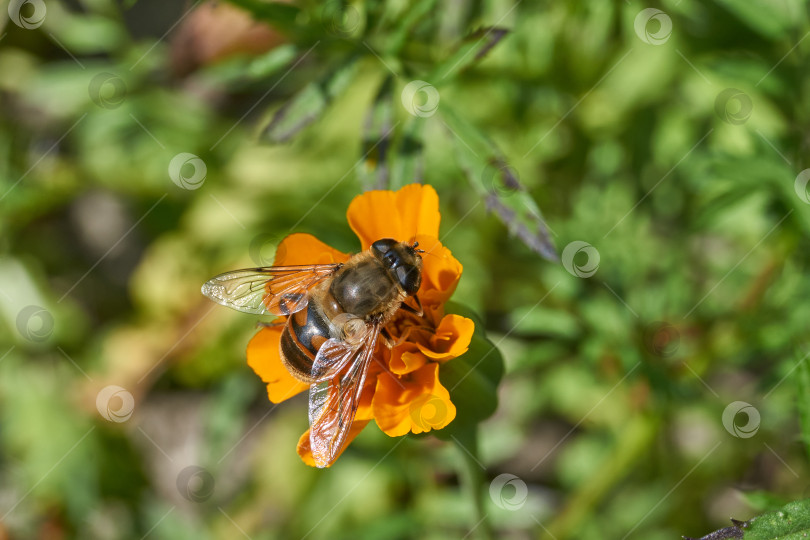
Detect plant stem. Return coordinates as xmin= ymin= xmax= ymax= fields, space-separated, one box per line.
xmin=453 ymin=427 xmax=493 ymax=540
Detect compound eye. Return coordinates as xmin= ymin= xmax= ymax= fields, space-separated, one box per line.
xmin=383 ymin=250 xmax=401 ymax=269
xmin=395 ymin=265 xmax=421 ymax=295
xmin=371 ymin=238 xmax=398 ymax=259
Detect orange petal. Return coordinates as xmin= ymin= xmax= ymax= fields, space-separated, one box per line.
xmin=296 ymin=420 xmax=371 ymax=467
xmin=417 ymin=314 xmax=475 ymax=362
xmin=347 ymin=184 xmax=441 ymax=250
xmin=388 ymin=341 xmax=428 ymax=375
xmin=246 ymin=326 xmax=309 ymax=403
xmin=275 ymin=233 xmax=349 ymax=266
xmin=411 ymin=234 xmax=462 ymax=302
xmin=372 ymin=363 xmax=456 ymax=436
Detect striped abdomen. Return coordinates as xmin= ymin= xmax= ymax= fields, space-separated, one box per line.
xmin=280 ymin=300 xmax=334 ymax=383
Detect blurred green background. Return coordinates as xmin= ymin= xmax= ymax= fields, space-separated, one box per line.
xmin=2 ymin=0 xmax=810 ymax=538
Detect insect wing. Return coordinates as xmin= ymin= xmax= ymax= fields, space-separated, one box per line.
xmin=308 ymin=324 xmax=380 ymax=468
xmin=201 ymin=264 xmax=338 ymax=316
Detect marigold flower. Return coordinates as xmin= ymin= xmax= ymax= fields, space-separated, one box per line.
xmin=246 ymin=184 xmax=474 ymax=467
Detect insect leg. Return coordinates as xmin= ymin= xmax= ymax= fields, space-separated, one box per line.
xmin=380 ymin=327 xmax=395 ymax=348
xmin=256 ymin=320 xmax=286 ymax=328
xmin=398 ymin=295 xmax=423 ymax=317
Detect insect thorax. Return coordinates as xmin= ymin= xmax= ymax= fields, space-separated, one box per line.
xmin=330 ymin=258 xmax=402 ymax=319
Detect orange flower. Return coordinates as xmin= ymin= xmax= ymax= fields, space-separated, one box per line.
xmin=246 ymin=184 xmax=474 ymax=467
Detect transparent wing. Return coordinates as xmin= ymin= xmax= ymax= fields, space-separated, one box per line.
xmin=201 ymin=264 xmax=339 ymax=316
xmin=308 ymin=323 xmax=381 ymax=468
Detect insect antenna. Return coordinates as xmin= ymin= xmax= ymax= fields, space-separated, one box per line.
xmin=419 ymin=249 xmax=444 ymax=260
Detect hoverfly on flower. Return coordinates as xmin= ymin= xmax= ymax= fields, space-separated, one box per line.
xmin=202 ymin=184 xmax=474 ymax=467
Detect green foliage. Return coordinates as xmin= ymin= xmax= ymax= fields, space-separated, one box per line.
xmin=2 ymin=0 xmax=810 ymax=539
xmin=260 ymin=56 xmax=361 ymax=143
xmin=442 ymin=103 xmax=557 ymax=260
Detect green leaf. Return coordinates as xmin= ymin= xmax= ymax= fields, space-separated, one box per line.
xmin=260 ymin=57 xmax=359 ymax=143
xmin=436 ymin=322 xmax=504 ymax=435
xmin=428 ymin=27 xmax=510 ymax=82
xmin=744 ymin=499 xmax=810 ymax=539
xmin=246 ymin=44 xmax=299 ymax=80
xmin=48 ymin=14 xmax=126 ymax=54
xmin=444 ymin=300 xmax=485 ymax=329
xmin=383 ymin=0 xmax=439 ymax=57
xmin=441 ymin=104 xmax=558 ymax=261
xmin=684 ymin=499 xmax=810 ymax=540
